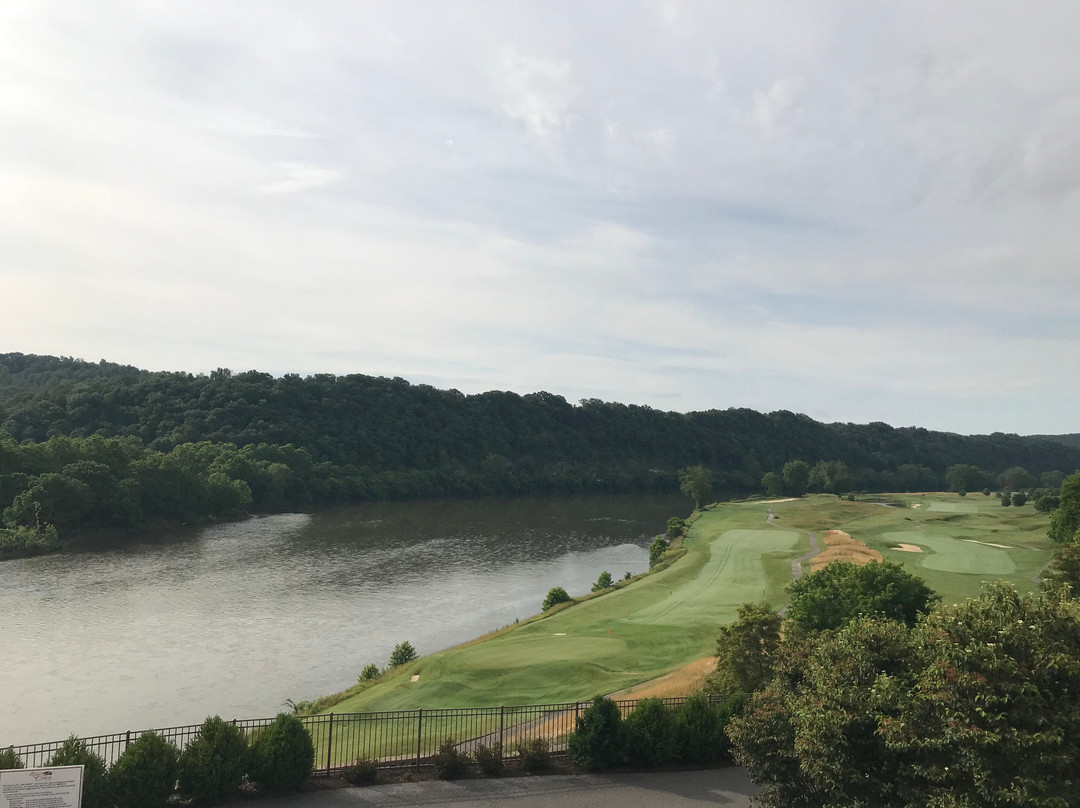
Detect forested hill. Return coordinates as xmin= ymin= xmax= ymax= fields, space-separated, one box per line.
xmin=2 ymin=352 xmax=1077 ymax=498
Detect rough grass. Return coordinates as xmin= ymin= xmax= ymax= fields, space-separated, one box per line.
xmin=809 ymin=530 xmax=883 ymax=571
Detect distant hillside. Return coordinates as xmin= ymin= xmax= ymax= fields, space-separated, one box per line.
xmin=1030 ymin=434 xmax=1080 ymax=450
xmin=2 ymin=352 xmax=1078 ymax=500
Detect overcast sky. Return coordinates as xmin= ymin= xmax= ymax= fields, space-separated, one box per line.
xmin=3 ymin=2 xmax=1079 ymax=435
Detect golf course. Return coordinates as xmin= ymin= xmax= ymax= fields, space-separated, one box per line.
xmin=321 ymin=492 xmax=1055 ymax=715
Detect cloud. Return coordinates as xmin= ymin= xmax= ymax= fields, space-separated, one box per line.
xmin=498 ymin=47 xmax=574 ymax=139
xmin=256 ymin=163 xmax=343 ymax=194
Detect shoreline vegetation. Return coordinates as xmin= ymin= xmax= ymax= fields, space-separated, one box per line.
xmin=298 ymin=492 xmax=1054 ymax=717
xmin=2 ymin=351 xmax=1078 ymax=560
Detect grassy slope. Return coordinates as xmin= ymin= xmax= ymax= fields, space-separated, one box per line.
xmin=322 ymin=494 xmax=1052 ymax=713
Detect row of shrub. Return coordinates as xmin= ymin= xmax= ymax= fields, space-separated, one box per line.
xmin=0 ymin=714 xmax=314 ymax=808
xmin=568 ymin=694 xmax=741 ymax=771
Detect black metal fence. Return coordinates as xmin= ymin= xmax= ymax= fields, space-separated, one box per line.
xmin=5 ymin=695 xmax=717 ymax=775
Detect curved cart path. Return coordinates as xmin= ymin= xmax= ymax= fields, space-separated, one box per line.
xmin=765 ymin=507 xmax=821 ymax=581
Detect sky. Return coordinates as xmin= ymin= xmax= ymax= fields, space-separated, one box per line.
xmin=3 ymin=1 xmax=1079 ymax=435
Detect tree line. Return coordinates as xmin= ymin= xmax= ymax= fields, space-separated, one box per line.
xmin=1 ymin=352 xmax=1078 ymax=554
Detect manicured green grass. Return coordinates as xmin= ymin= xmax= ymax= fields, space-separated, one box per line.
xmin=320 ymin=494 xmax=1053 ymax=716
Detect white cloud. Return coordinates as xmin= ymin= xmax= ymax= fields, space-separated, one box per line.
xmin=256 ymin=163 xmax=343 ymax=195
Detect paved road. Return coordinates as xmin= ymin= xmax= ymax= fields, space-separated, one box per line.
xmin=251 ymin=768 xmax=758 ymax=808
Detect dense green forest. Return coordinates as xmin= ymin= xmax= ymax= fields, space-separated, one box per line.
xmin=1 ymin=352 xmax=1078 ymax=555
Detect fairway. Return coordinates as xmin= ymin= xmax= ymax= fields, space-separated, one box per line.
xmin=319 ymin=493 xmax=1053 ymax=718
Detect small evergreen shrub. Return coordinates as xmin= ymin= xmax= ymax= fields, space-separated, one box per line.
xmin=473 ymin=743 xmax=503 ymax=777
xmin=48 ymin=737 xmax=109 ymax=808
xmin=624 ymin=698 xmax=677 ymax=768
xmin=246 ymin=713 xmax=314 ymax=792
xmin=177 ymin=716 xmax=248 ymax=804
xmin=515 ymin=738 xmax=550 ymax=773
xmin=0 ymin=747 xmax=24 ymax=770
xmin=591 ymin=571 xmax=613 ymax=592
xmin=388 ymin=641 xmax=418 ymax=667
xmin=567 ymin=696 xmax=625 ymax=771
xmin=341 ymin=758 xmax=378 ymax=785
xmin=358 ymin=664 xmax=380 ymax=681
xmin=541 ymin=587 xmax=571 ymax=611
xmin=674 ymin=695 xmax=739 ymax=764
xmin=109 ymin=731 xmax=180 ymax=808
xmin=431 ymin=738 xmax=469 ymax=780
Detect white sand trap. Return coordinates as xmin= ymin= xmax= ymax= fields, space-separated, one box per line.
xmin=912 ymin=504 xmax=922 ymax=509
xmin=963 ymin=539 xmax=1011 ymax=549
xmin=553 ymin=632 xmax=567 ymax=636
xmin=892 ymin=543 xmax=923 ymax=553
xmin=760 ymin=498 xmax=796 ymax=504
xmin=410 ymin=674 xmax=420 ymax=682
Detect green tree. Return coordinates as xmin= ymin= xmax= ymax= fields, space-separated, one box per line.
xmin=678 ymin=465 xmax=712 ymax=509
xmin=707 ymin=602 xmax=782 ymax=697
xmin=541 ymin=586 xmax=571 ymax=611
xmin=761 ymin=471 xmax=783 ymax=497
xmin=1041 ymin=470 xmax=1065 ymax=490
xmin=781 ymin=460 xmax=810 ymax=497
xmin=176 ymin=716 xmax=248 ymax=804
xmin=47 ymin=738 xmax=108 ymax=808
xmin=648 ymin=536 xmax=667 ymax=566
xmin=358 ymin=664 xmax=380 ymax=681
xmin=388 ymin=641 xmax=418 ymax=667
xmin=591 ymin=571 xmax=613 ymax=592
xmin=786 ymin=560 xmax=939 ymax=632
xmin=567 ymin=696 xmax=626 ymax=770
xmin=945 ymin=463 xmax=992 ymax=493
xmin=998 ymin=465 xmax=1037 ymax=491
xmin=109 ymin=731 xmax=180 ymax=808
xmin=1011 ymin=491 xmax=1027 ymax=507
xmin=246 ymin=713 xmax=314 ymax=792
xmin=1049 ymin=471 xmax=1080 ymax=543
xmin=665 ymin=516 xmax=685 ymax=539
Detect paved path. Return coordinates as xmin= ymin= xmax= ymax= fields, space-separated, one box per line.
xmin=250 ymin=768 xmax=757 ymax=808
xmin=765 ymin=508 xmax=820 ymax=581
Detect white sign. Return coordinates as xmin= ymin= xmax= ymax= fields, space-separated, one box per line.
xmin=0 ymin=765 xmax=83 ymax=808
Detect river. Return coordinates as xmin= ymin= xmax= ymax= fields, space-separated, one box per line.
xmin=0 ymin=493 xmax=685 ymax=745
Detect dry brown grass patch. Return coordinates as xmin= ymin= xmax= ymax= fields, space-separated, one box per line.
xmin=608 ymin=657 xmax=718 ymax=700
xmin=809 ymin=529 xmax=883 ymax=571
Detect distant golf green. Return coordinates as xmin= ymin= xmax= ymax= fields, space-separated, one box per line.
xmin=321 ymin=493 xmax=1053 ymax=715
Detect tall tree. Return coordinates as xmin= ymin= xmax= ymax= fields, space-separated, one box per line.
xmin=678 ymin=465 xmax=713 ymax=509
xmin=781 ymin=460 xmax=811 ymax=497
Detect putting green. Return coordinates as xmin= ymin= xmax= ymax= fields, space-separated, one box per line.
xmin=627 ymin=529 xmax=802 ymax=625
xmin=928 ymin=502 xmax=980 ymax=514
xmin=884 ymin=531 xmax=1016 ymax=575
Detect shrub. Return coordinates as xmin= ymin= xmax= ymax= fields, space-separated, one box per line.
xmin=47 ymin=737 xmax=109 ymax=808
xmin=648 ymin=536 xmax=668 ymax=566
xmin=109 ymin=731 xmax=180 ymax=808
xmin=0 ymin=747 xmax=24 ymax=770
xmin=341 ymin=758 xmax=378 ymax=785
xmin=515 ymin=738 xmax=550 ymax=773
xmin=177 ymin=716 xmax=248 ymax=804
xmin=665 ymin=517 xmax=686 ymax=539
xmin=388 ymin=641 xmax=418 ymax=667
xmin=358 ymin=664 xmax=380 ymax=681
xmin=591 ymin=571 xmax=613 ymax=592
xmin=674 ymin=695 xmax=727 ymax=763
xmin=246 ymin=713 xmax=314 ymax=792
xmin=624 ymin=698 xmax=678 ymax=768
xmin=541 ymin=587 xmax=571 ymax=611
xmin=431 ymin=738 xmax=469 ymax=780
xmin=1012 ymin=492 xmax=1028 ymax=507
xmin=957 ymin=489 xmax=967 ymax=497
xmin=567 ymin=696 xmax=625 ymax=771
xmin=473 ymin=743 xmax=503 ymax=777
xmin=983 ymin=488 xmax=992 ymax=496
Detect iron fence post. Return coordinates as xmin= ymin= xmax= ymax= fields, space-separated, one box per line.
xmin=415 ymin=709 xmax=423 ymax=769
xmin=326 ymin=714 xmax=333 ymax=773
xmin=499 ymin=706 xmax=505 ymax=756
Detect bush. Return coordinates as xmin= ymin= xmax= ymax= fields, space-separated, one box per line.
xmin=109 ymin=731 xmax=180 ymax=808
xmin=246 ymin=713 xmax=314 ymax=792
xmin=591 ymin=571 xmax=613 ymax=592
xmin=624 ymin=698 xmax=678 ymax=768
xmin=665 ymin=517 xmax=686 ymax=539
xmin=431 ymin=738 xmax=469 ymax=780
xmin=567 ymin=696 xmax=625 ymax=771
xmin=341 ymin=758 xmax=378 ymax=785
xmin=358 ymin=663 xmax=380 ymax=681
xmin=957 ymin=489 xmax=967 ymax=497
xmin=177 ymin=716 xmax=248 ymax=804
xmin=515 ymin=738 xmax=551 ymax=773
xmin=674 ymin=695 xmax=730 ymax=764
xmin=473 ymin=743 xmax=503 ymax=777
xmin=0 ymin=747 xmax=24 ymax=770
xmin=541 ymin=586 xmax=571 ymax=611
xmin=649 ymin=536 xmax=668 ymax=566
xmin=47 ymin=737 xmax=109 ymax=808
xmin=388 ymin=641 xmax=418 ymax=667
xmin=1012 ymin=491 xmax=1028 ymax=507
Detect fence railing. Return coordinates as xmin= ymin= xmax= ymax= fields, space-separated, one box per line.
xmin=5 ymin=695 xmax=720 ymax=775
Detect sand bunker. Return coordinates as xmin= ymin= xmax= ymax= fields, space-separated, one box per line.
xmin=410 ymin=674 xmax=420 ymax=682
xmin=962 ymin=539 xmax=1011 ymax=549
xmin=912 ymin=504 xmax=922 ymax=509
xmin=892 ymin=543 xmax=923 ymax=553
xmin=760 ymin=498 xmax=797 ymax=504
xmin=809 ymin=530 xmax=883 ymax=571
